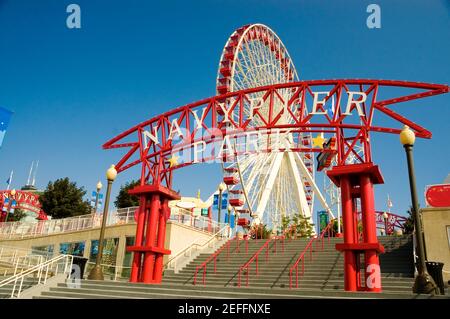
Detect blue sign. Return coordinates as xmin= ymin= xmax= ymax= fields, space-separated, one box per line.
xmin=222 ymin=193 xmax=228 ymax=208
xmin=224 ymin=213 xmax=235 ymax=228
xmin=90 ymin=191 xmax=103 ymax=209
xmin=213 ymin=193 xmax=228 ymax=209
xmin=2 ymin=198 xmax=9 ymax=212
xmin=9 ymin=200 xmax=16 ymax=213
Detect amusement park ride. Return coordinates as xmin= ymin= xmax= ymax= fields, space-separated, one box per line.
xmin=103 ymin=24 xmax=449 ymax=292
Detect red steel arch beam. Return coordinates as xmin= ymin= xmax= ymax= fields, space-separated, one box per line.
xmin=104 ymin=79 xmax=448 ymax=187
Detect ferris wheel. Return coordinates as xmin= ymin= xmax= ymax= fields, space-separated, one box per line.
xmin=216 ymin=24 xmax=333 ymax=232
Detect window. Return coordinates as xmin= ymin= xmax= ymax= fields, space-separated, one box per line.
xmin=89 ymin=238 xmax=120 ymax=278
xmin=59 ymin=242 xmax=85 ymax=257
xmin=89 ymin=238 xmax=119 ymax=265
xmin=31 ymin=245 xmax=54 ymax=258
xmin=121 ymin=236 xmax=135 ymax=277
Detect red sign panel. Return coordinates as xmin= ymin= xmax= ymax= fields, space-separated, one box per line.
xmin=425 ymin=184 xmax=450 ymax=208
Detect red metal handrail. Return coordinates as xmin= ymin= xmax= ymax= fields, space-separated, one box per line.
xmin=289 ymin=221 xmax=334 ymax=289
xmin=235 ymin=236 xmax=249 ymax=254
xmin=237 ymin=236 xmax=285 ymax=287
xmin=193 ymin=236 xmax=238 ymax=285
xmin=193 ymin=236 xmax=251 ymax=285
xmin=272 ymin=235 xmax=285 ymax=253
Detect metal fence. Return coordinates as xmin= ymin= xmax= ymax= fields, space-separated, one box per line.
xmin=0 ymin=206 xmax=220 ymax=239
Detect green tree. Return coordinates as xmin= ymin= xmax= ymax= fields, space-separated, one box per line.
xmin=402 ymin=206 xmax=415 ymax=234
xmin=332 ymin=218 xmax=342 ymax=234
xmin=282 ymin=213 xmax=315 ymax=239
xmin=294 ymin=214 xmax=315 ymax=238
xmin=39 ymin=178 xmax=91 ymax=219
xmin=250 ymin=223 xmax=272 ymax=239
xmin=114 ymin=180 xmax=140 ymax=208
xmin=8 ymin=208 xmax=26 ymax=222
xmin=281 ymin=215 xmax=291 ymax=235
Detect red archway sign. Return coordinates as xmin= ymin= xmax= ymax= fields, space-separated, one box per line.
xmin=103 ymin=25 xmax=449 ymax=288
xmin=0 ymin=190 xmax=48 ymax=222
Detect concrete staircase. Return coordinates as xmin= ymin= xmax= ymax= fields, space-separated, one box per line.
xmin=32 ymin=235 xmax=449 ymax=299
xmin=164 ymin=236 xmax=416 ymax=292
xmin=0 ymin=276 xmax=40 ymax=298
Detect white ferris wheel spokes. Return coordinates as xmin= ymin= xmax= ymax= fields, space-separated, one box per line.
xmin=217 ymin=24 xmax=332 ymax=232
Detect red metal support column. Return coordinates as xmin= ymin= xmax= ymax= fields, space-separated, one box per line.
xmin=329 ymin=163 xmax=385 ymax=293
xmin=153 ymin=198 xmax=169 ymax=282
xmin=340 ymin=176 xmax=358 ymax=291
xmin=126 ymin=184 xmax=180 ymax=284
xmin=142 ymin=194 xmax=160 ymax=283
xmin=351 ymin=196 xmax=362 ymax=290
xmin=352 ymin=197 xmax=359 ymax=244
xmin=130 ymin=196 xmax=147 ymax=282
xmin=360 ymin=174 xmax=382 ymax=292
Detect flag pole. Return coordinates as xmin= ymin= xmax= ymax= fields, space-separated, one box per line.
xmin=387 ymin=194 xmax=390 ymax=214
xmin=6 ymin=170 xmax=13 ymax=191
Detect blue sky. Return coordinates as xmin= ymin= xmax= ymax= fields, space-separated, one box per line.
xmin=0 ymin=0 xmax=449 ymax=218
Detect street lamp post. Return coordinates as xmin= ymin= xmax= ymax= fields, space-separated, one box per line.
xmin=88 ymin=165 xmax=117 ymax=280
xmin=400 ymin=125 xmax=438 ymax=294
xmin=93 ymin=181 xmax=103 ymax=214
xmin=382 ymin=212 xmax=389 ymax=235
xmin=218 ymin=182 xmax=226 ymax=224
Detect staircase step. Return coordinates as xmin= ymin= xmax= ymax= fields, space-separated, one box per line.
xmin=40 ymin=279 xmax=439 ymax=299
xmin=42 ymin=282 xmax=447 ymax=299
xmin=30 ymin=235 xmax=430 ymax=299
